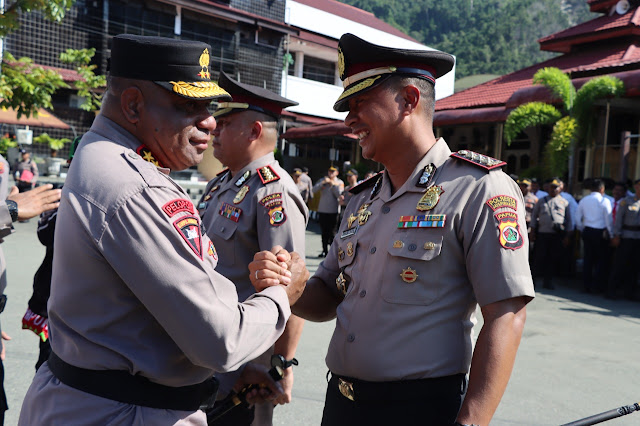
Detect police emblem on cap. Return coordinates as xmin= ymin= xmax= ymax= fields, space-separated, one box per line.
xmin=338 ymin=47 xmax=345 ymax=80
xmin=198 ymin=48 xmax=211 ymax=79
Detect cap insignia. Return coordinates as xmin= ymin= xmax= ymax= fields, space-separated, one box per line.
xmin=170 ymin=81 xmax=228 ymax=99
xmin=198 ymin=48 xmax=211 ymax=79
xmin=338 ymin=47 xmax=345 ymax=79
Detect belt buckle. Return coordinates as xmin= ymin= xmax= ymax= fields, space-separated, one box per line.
xmin=338 ymin=378 xmax=355 ymax=401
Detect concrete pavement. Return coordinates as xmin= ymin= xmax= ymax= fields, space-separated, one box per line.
xmin=2 ymin=219 xmax=640 ymax=425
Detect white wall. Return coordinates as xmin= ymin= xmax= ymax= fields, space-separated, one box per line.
xmin=282 ymin=74 xmax=347 ymax=120
xmin=285 ymin=0 xmax=456 ymax=107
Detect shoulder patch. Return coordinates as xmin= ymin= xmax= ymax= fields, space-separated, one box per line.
xmin=486 ymin=195 xmax=517 ymax=211
xmin=173 ymin=216 xmax=203 ymax=259
xmin=257 ymin=165 xmax=280 ymax=184
xmin=451 ymin=150 xmax=506 ymax=171
xmin=349 ymin=171 xmax=383 ymax=195
xmin=163 ymin=199 xmax=195 ymax=217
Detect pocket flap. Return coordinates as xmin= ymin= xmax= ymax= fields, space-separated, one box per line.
xmin=387 ymin=230 xmax=443 ymax=261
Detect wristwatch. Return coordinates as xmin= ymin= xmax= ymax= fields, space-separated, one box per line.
xmin=6 ymin=199 xmax=18 ymax=222
xmin=269 ymin=354 xmax=299 ymax=381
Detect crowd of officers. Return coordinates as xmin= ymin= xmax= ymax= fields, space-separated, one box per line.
xmin=519 ymin=176 xmax=640 ymax=300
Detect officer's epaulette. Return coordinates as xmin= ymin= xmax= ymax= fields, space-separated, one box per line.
xmin=450 ymin=150 xmax=506 ymax=171
xmin=216 ymin=168 xmax=229 ymax=176
xmin=257 ymin=165 xmax=280 ymax=185
xmin=349 ymin=171 xmax=383 ymax=194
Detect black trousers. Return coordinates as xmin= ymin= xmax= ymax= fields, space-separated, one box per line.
xmin=535 ymin=232 xmax=564 ymax=287
xmin=607 ymin=238 xmax=640 ymax=299
xmin=581 ymin=227 xmax=607 ymax=292
xmin=321 ymin=374 xmax=466 ymax=426
xmin=318 ymin=213 xmax=338 ymax=254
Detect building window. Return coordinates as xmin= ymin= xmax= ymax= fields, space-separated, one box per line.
xmin=303 ymin=56 xmax=335 ymax=84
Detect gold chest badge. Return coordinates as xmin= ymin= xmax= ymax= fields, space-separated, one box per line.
xmin=234 ymin=185 xmax=250 ymax=204
xmin=400 ymin=267 xmax=418 ymax=283
xmin=417 ymin=185 xmax=444 ymax=211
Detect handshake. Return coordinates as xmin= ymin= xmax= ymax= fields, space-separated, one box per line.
xmin=249 ymin=246 xmax=309 ymax=306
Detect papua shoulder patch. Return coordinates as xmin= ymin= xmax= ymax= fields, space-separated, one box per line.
xmin=486 ymin=195 xmax=517 ymax=211
xmin=173 ymin=216 xmax=203 ymax=259
xmin=268 ymin=206 xmax=287 ymax=226
xmin=219 ymin=202 xmax=242 ymax=222
xmin=451 ymin=150 xmax=506 ymax=171
xmin=162 ymin=199 xmax=195 ymax=217
xmin=257 ymin=165 xmax=280 ymax=184
xmin=495 ymin=211 xmax=523 ymax=250
xmin=260 ymin=193 xmax=283 ymax=208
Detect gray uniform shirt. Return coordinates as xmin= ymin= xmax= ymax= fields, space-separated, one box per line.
xmin=530 ymin=195 xmax=571 ymax=234
xmin=313 ymin=177 xmax=343 ymax=214
xmin=313 ymin=138 xmax=534 ymax=381
xmin=198 ymin=152 xmax=308 ymax=302
xmin=19 ymin=115 xmax=291 ymax=425
xmin=0 ymin=155 xmax=9 ymax=297
xmin=613 ymin=195 xmax=640 ymax=239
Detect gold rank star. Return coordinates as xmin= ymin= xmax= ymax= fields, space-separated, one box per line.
xmin=142 ymin=151 xmax=159 ymax=167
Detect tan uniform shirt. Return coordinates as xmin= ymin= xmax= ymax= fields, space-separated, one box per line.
xmin=530 ymin=195 xmax=571 ymax=234
xmin=613 ymin=195 xmax=640 ymax=239
xmin=198 ymin=152 xmax=308 ymax=302
xmin=313 ymin=138 xmax=534 ymax=381
xmin=523 ymin=192 xmax=538 ymax=228
xmin=0 ymin=155 xmax=10 ymax=297
xmin=19 ymin=115 xmax=291 ymax=426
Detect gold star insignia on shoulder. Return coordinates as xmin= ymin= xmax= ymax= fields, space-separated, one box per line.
xmin=257 ymin=165 xmax=280 ymax=185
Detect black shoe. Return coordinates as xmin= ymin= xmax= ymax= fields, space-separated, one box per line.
xmin=318 ymin=252 xmax=327 ymax=258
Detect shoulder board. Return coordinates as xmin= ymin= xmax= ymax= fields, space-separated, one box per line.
xmin=450 ymin=150 xmax=506 ymax=171
xmin=123 ymin=150 xmax=168 ymax=187
xmin=216 ymin=168 xmax=229 ymax=177
xmin=257 ymin=165 xmax=280 ymax=185
xmin=350 ymin=171 xmax=383 ymax=194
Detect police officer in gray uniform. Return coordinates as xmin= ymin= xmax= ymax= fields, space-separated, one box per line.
xmin=18 ymin=35 xmax=307 ymax=426
xmin=607 ymin=178 xmax=640 ymax=300
xmin=198 ymin=72 xmax=308 ymax=425
xmin=530 ymin=177 xmax=572 ymax=289
xmin=253 ymin=33 xmax=534 ymax=426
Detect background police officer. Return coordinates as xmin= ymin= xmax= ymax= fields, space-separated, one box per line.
xmin=252 ymin=33 xmax=534 ymax=426
xmin=198 ymin=72 xmax=308 ymax=426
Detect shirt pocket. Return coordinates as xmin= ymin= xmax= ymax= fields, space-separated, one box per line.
xmin=335 ymin=240 xmax=358 ymax=296
xmin=209 ymin=217 xmax=238 ymax=265
xmin=380 ymin=229 xmax=444 ymax=305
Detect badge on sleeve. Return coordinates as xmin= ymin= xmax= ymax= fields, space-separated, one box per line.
xmin=486 ymin=195 xmax=517 ymax=211
xmin=162 ymin=199 xmax=195 ymax=217
xmin=494 ymin=211 xmax=523 ymax=250
xmin=207 ymin=240 xmax=218 ymax=261
xmin=269 ymin=206 xmax=286 ymax=226
xmin=173 ymin=216 xmax=203 ymax=259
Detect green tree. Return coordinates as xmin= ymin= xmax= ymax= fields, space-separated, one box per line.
xmin=59 ymin=48 xmax=106 ymax=112
xmin=0 ymin=52 xmax=68 ymax=118
xmin=504 ymin=67 xmax=624 ymax=181
xmin=0 ymin=0 xmax=75 ymax=37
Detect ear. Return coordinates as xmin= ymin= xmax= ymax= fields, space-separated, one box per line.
xmin=120 ymin=87 xmax=143 ymax=125
xmin=249 ymin=120 xmax=263 ymax=142
xmin=401 ymin=84 xmax=420 ymax=115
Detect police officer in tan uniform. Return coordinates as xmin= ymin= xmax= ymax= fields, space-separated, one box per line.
xmin=253 ymin=33 xmax=534 ymax=426
xmin=197 ymin=72 xmax=308 ymax=425
xmin=530 ymin=177 xmax=572 ymax=290
xmin=607 ymin=178 xmax=640 ymax=300
xmin=18 ymin=35 xmax=308 ymax=426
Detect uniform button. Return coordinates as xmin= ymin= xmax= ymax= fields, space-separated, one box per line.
xmin=347 ymin=334 xmax=355 ymax=342
xmin=128 ymin=152 xmax=140 ymax=159
xmin=381 ymin=205 xmax=390 ymax=214
xmin=359 ymin=290 xmax=366 ymax=298
xmin=221 ymin=226 xmax=225 ymax=232
xmin=370 ymin=247 xmax=376 ymax=254
xmin=408 ymin=243 xmax=417 ymax=251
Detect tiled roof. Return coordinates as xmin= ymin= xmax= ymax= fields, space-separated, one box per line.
xmin=539 ymin=6 xmax=640 ymax=52
xmin=588 ymin=0 xmax=620 ymax=13
xmin=40 ymin=65 xmax=83 ymax=82
xmin=435 ymin=41 xmax=640 ymax=111
xmin=292 ymin=0 xmax=418 ymax=42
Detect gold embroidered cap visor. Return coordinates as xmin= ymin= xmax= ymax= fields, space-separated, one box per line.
xmin=108 ymin=34 xmax=231 ymax=101
xmin=333 ymin=33 xmax=455 ymax=112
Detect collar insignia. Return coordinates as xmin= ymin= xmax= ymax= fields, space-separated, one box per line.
xmin=416 ymin=164 xmax=436 ymax=188
xmin=235 ymin=170 xmax=251 ymax=187
xmin=370 ymin=175 xmax=382 ymax=199
xmin=136 ymin=145 xmax=164 ymax=168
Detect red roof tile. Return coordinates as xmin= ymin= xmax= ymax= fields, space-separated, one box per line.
xmin=292 ymin=0 xmax=419 ymax=43
xmin=539 ymin=7 xmax=640 ymax=52
xmin=40 ymin=65 xmax=83 ymax=82
xmin=436 ymin=41 xmax=640 ymax=111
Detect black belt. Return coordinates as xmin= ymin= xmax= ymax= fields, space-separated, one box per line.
xmin=622 ymin=225 xmax=640 ymax=231
xmin=329 ymin=372 xmax=466 ymax=402
xmin=47 ymin=351 xmax=218 ymax=411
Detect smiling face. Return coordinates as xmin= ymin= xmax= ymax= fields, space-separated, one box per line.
xmin=344 ymin=83 xmax=403 ymax=163
xmin=136 ymin=82 xmax=216 ymax=171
